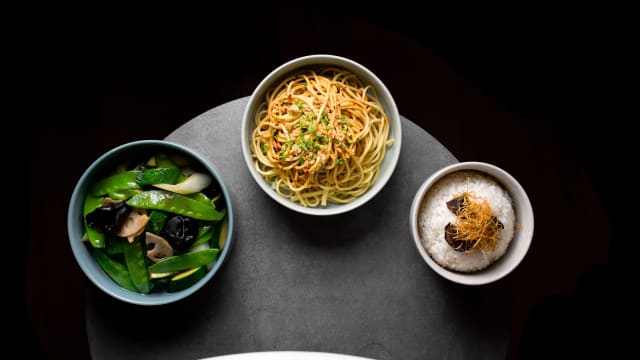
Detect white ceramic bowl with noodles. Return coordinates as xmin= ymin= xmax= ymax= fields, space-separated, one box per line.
xmin=241 ymin=54 xmax=402 ymax=216
xmin=410 ymin=162 xmax=534 ymax=285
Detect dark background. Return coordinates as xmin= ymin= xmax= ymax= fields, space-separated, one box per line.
xmin=13 ymin=4 xmax=621 ymax=359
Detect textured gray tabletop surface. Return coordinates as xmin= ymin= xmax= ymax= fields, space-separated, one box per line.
xmin=86 ymin=97 xmax=509 ymax=360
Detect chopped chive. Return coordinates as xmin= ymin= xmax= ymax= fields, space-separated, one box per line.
xmin=321 ymin=112 xmax=330 ymax=126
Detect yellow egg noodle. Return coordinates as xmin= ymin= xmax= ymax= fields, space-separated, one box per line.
xmin=250 ymin=67 xmax=392 ymax=207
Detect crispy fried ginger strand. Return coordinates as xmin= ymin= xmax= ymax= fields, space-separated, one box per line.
xmin=446 ymin=191 xmax=504 ymax=254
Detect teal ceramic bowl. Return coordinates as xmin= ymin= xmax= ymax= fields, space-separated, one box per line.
xmin=68 ymin=140 xmax=234 ymax=305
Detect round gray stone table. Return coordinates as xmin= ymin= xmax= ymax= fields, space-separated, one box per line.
xmin=86 ymin=97 xmax=510 ymax=360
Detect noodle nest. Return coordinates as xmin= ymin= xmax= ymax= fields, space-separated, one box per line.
xmin=250 ymin=67 xmax=393 ymax=207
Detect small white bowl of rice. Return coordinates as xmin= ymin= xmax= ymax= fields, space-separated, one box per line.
xmin=410 ymin=162 xmax=534 ymax=285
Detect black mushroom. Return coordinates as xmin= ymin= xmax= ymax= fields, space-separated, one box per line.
xmin=444 ymin=223 xmax=476 ymax=252
xmin=86 ymin=201 xmax=131 ymax=235
xmin=446 ymin=195 xmax=466 ymax=215
xmin=163 ymin=215 xmax=199 ymax=250
xmin=444 ymin=194 xmax=474 ymax=252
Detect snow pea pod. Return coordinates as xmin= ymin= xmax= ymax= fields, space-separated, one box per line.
xmin=93 ymin=249 xmax=136 ymax=292
xmin=91 ymin=171 xmax=141 ymax=197
xmin=126 ymin=190 xmax=224 ymax=221
xmin=122 ymin=237 xmax=151 ymax=294
xmin=148 ymin=248 xmax=219 ymax=273
xmin=105 ymin=236 xmax=124 ymax=255
xmin=108 ymin=189 xmax=142 ymax=201
xmin=188 ymin=192 xmax=212 ymax=205
xmin=145 ymin=210 xmax=168 ymax=234
xmin=83 ymin=194 xmax=105 ymax=248
xmin=137 ymin=167 xmax=180 ymax=186
xmin=191 ymin=224 xmax=214 ymax=248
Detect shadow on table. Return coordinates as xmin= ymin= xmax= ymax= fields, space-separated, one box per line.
xmin=517 ymin=263 xmax=613 ymax=358
xmin=85 ymin=263 xmax=235 ymax=357
xmin=431 ymin=271 xmax=511 ymax=356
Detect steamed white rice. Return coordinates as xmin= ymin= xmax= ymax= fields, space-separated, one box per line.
xmin=418 ymin=170 xmax=515 ymax=272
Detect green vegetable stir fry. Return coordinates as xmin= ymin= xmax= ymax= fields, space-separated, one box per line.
xmin=83 ymin=152 xmax=228 ymax=294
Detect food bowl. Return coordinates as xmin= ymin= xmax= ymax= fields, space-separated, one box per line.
xmin=241 ymin=54 xmax=402 ymax=216
xmin=410 ymin=161 xmax=533 ymax=285
xmin=68 ymin=140 xmax=234 ymax=305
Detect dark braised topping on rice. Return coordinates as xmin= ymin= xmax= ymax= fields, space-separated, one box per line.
xmin=446 ymin=195 xmax=466 ymax=215
xmin=444 ymin=192 xmax=504 ymax=253
xmin=444 ymin=223 xmax=476 ymax=252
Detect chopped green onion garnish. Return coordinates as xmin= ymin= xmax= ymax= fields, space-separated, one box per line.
xmin=322 ymin=113 xmax=330 ymax=125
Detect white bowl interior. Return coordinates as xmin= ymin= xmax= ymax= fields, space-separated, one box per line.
xmin=410 ymin=162 xmax=534 ymax=285
xmin=241 ymin=54 xmax=402 ymax=216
